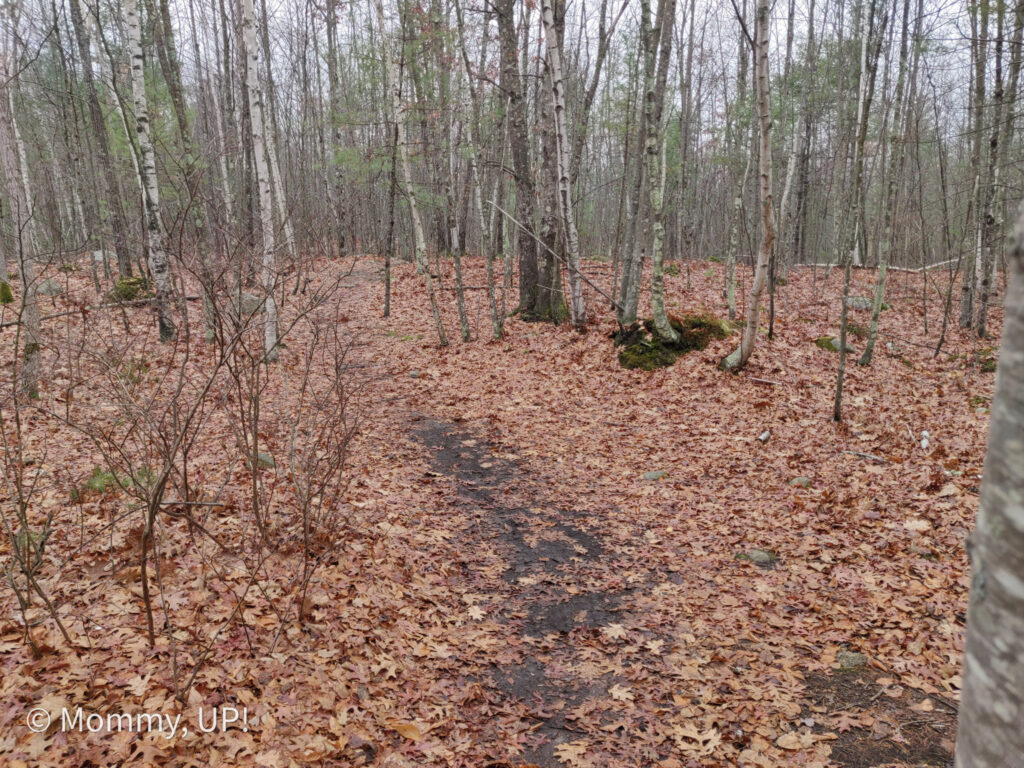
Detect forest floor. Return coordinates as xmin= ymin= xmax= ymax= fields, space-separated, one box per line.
xmin=0 ymin=253 xmax=999 ymax=767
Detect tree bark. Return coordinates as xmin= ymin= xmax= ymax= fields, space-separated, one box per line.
xmin=497 ymin=0 xmax=540 ymax=315
xmin=70 ymin=0 xmax=132 ymax=278
xmin=720 ymin=0 xmax=773 ymax=372
xmin=541 ymin=0 xmax=586 ymax=328
xmin=125 ymin=0 xmax=176 ymax=341
xmin=954 ymin=205 xmax=1024 ymax=768
xmin=240 ymin=0 xmax=279 ymax=360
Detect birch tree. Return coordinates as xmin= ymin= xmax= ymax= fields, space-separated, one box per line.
xmin=0 ymin=35 xmax=40 ymax=398
xmin=954 ymin=205 xmax=1024 ymax=768
xmin=240 ymin=0 xmax=279 ymax=360
xmin=125 ymin=0 xmax=176 ymax=341
xmin=541 ymin=0 xmax=586 ymax=328
xmin=720 ymin=0 xmax=773 ymax=371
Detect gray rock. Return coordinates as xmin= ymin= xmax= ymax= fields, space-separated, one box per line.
xmin=837 ymin=650 xmax=868 ymax=670
xmin=831 ymin=336 xmax=856 ymax=353
xmin=746 ymin=549 xmax=776 ymax=567
xmin=236 ymin=292 xmax=264 ymax=316
xmin=845 ymin=296 xmax=874 ymax=311
xmin=37 ymin=278 xmax=63 ymax=296
xmin=644 ymin=470 xmax=668 ymax=481
xmin=92 ymin=250 xmax=113 ymax=263
xmin=246 ymin=452 xmax=276 ymax=470
xmin=409 ymin=371 xmax=421 ymax=379
xmin=790 ymin=476 xmax=812 ymax=488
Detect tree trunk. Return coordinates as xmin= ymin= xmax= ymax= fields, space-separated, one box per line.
xmin=70 ymin=0 xmax=132 ymax=278
xmin=125 ymin=0 xmax=176 ymax=341
xmin=497 ymin=0 xmax=540 ymax=315
xmin=240 ymin=0 xmax=279 ymax=360
xmin=541 ymin=0 xmax=586 ymax=328
xmin=860 ymin=0 xmax=914 ymax=365
xmin=0 ymin=68 xmax=41 ymax=398
xmin=372 ymin=0 xmax=447 ymax=347
xmin=720 ymin=0 xmax=774 ymax=372
xmin=954 ymin=206 xmax=1024 ymax=767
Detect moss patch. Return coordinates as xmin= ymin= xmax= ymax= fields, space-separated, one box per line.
xmin=815 ymin=336 xmax=840 ymax=352
xmin=976 ymin=347 xmax=997 ymax=373
xmin=614 ymin=313 xmax=731 ymax=370
xmin=107 ymin=276 xmax=152 ymax=302
xmin=0 ymin=281 xmax=15 ymax=304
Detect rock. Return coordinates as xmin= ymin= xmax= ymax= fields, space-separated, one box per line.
xmin=745 ymin=549 xmax=776 ymax=567
xmin=837 ymin=650 xmax=868 ymax=670
xmin=845 ymin=296 xmax=874 ymax=311
xmin=409 ymin=371 xmax=421 ymax=379
xmin=246 ymin=452 xmax=276 ymax=470
xmin=789 ymin=476 xmax=812 ymax=488
xmin=92 ymin=250 xmax=113 ymax=263
xmin=644 ymin=470 xmax=668 ymax=481
xmin=237 ymin=292 xmax=264 ymax=316
xmin=37 ymin=278 xmax=63 ymax=296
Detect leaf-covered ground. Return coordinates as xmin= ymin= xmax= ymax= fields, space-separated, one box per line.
xmin=0 ymin=254 xmax=997 ymax=767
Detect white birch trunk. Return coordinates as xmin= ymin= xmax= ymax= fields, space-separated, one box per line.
xmin=125 ymin=0 xmax=175 ymax=340
xmin=240 ymin=0 xmax=280 ymax=360
xmin=721 ymin=0 xmax=774 ymax=371
xmin=541 ymin=0 xmax=586 ymax=328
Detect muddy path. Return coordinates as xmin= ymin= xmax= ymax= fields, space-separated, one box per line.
xmin=414 ymin=415 xmax=635 ymax=766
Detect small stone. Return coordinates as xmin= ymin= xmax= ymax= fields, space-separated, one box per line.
xmin=246 ymin=452 xmax=275 ymax=470
xmin=837 ymin=651 xmax=868 ymax=670
xmin=409 ymin=371 xmax=421 ymax=378
xmin=790 ymin=477 xmax=812 ymax=488
xmin=845 ymin=296 xmax=874 ymax=311
xmin=831 ymin=337 xmax=856 ymax=353
xmin=746 ymin=549 xmax=776 ymax=567
xmin=644 ymin=470 xmax=668 ymax=481
xmin=37 ymin=278 xmax=63 ymax=296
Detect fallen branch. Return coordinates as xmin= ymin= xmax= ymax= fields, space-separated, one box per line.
xmin=842 ymin=450 xmax=888 ymax=463
xmin=0 ymin=295 xmax=202 ymax=329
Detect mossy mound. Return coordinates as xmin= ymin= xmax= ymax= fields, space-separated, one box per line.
xmin=614 ymin=313 xmax=731 ymax=370
xmin=107 ymin=276 xmax=152 ymax=302
xmin=0 ymin=281 xmax=13 ymax=305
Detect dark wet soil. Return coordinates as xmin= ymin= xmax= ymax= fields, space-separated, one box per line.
xmin=415 ymin=416 xmax=624 ymax=766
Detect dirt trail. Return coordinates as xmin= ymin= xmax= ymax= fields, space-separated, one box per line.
xmin=415 ymin=416 xmax=631 ymax=766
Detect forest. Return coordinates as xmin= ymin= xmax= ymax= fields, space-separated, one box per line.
xmin=0 ymin=0 xmax=1022 ymax=765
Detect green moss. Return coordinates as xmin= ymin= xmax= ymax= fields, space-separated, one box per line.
xmin=0 ymin=281 xmax=13 ymax=305
xmin=815 ymin=336 xmax=839 ymax=352
xmin=775 ymin=276 xmax=788 ymax=286
xmin=615 ymin=313 xmax=731 ymax=370
xmin=58 ymin=263 xmax=78 ymax=273
xmin=847 ymin=323 xmax=869 ymax=339
xmin=664 ymin=262 xmax=680 ymax=276
xmin=107 ymin=276 xmax=152 ymax=302
xmin=968 ymin=395 xmax=990 ymax=409
xmin=707 ymin=254 xmax=724 ymax=264
xmin=977 ymin=347 xmax=997 ymax=373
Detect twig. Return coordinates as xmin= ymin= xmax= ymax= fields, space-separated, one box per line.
xmin=842 ymin=450 xmax=888 ymax=463
xmin=751 ymin=378 xmax=781 ymax=386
